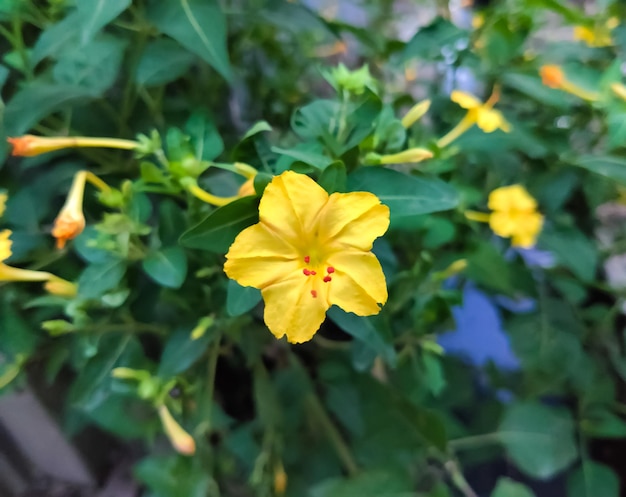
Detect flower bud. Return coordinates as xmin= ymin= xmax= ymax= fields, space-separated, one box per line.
xmin=158 ymin=405 xmax=196 ymax=456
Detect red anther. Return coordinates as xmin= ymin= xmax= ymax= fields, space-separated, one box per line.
xmin=323 ymin=275 xmax=332 ymax=283
xmin=304 ymin=256 xmax=310 ymax=263
xmin=310 ymin=270 xmax=317 ymax=276
xmin=327 ymin=266 xmax=335 ymax=274
xmin=311 ymin=290 xmax=317 ymax=298
xmin=303 ymin=269 xmax=311 ymax=276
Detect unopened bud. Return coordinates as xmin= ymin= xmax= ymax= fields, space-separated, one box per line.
xmin=401 ymin=99 xmax=431 ymax=128
xmin=158 ymin=405 xmax=196 ymax=456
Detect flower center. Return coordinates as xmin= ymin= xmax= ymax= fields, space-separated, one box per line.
xmin=301 ymin=254 xmax=335 ymax=298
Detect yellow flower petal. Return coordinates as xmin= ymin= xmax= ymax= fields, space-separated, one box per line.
xmin=262 ymin=273 xmax=330 ymax=343
xmin=318 ymin=192 xmax=390 ymax=251
xmin=327 ymin=251 xmax=387 ymax=315
xmin=488 ymin=185 xmax=537 ymax=212
xmin=451 ymin=91 xmax=482 ymax=109
xmin=489 ymin=211 xmax=519 ymax=237
xmin=258 ymin=171 xmax=328 ymax=246
xmin=510 ymin=212 xmax=544 ymax=248
xmin=0 ymin=230 xmax=12 ymax=262
xmin=225 ymin=224 xmax=300 ymax=288
xmin=477 ymin=108 xmax=510 ymax=133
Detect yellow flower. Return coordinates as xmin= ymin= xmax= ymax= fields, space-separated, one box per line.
xmin=52 ymin=171 xmax=110 ymax=249
xmin=7 ymin=135 xmax=138 ymax=157
xmin=573 ymin=18 xmax=618 ymax=47
xmin=0 ymin=230 xmax=53 ymax=282
xmin=0 ymin=192 xmax=6 ymax=218
xmin=539 ymin=64 xmax=600 ymax=102
xmin=437 ymin=88 xmax=511 ymax=148
xmin=466 ymin=185 xmax=544 ymax=248
xmin=158 ymin=405 xmax=196 ymax=456
xmin=224 ymin=171 xmax=390 ymax=343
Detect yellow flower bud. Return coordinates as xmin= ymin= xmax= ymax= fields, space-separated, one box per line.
xmin=401 ymin=99 xmax=431 ymax=128
xmin=379 ymin=148 xmax=434 ymax=164
xmin=44 ymin=277 xmax=77 ymax=297
xmin=7 ymin=135 xmax=138 ymax=157
xmin=274 ymin=462 xmax=287 ymax=495
xmin=158 ymin=405 xmax=196 ymax=456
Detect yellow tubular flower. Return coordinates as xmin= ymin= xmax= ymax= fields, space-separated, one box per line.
xmin=52 ymin=171 xmax=110 ymax=249
xmin=0 ymin=230 xmax=53 ymax=282
xmin=158 ymin=405 xmax=196 ymax=456
xmin=466 ymin=185 xmax=543 ymax=248
xmin=539 ymin=65 xmax=600 ymax=102
xmin=274 ymin=462 xmax=288 ymax=495
xmin=224 ymin=171 xmax=390 ymax=343
xmin=7 ymin=135 xmax=138 ymax=157
xmin=437 ymin=88 xmax=511 ymax=148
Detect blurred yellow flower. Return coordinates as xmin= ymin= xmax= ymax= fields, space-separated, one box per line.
xmin=573 ymin=18 xmax=618 ymax=47
xmin=437 ymin=88 xmax=511 ymax=148
xmin=611 ymin=82 xmax=626 ymax=102
xmin=224 ymin=171 xmax=389 ymax=343
xmin=466 ymin=185 xmax=543 ymax=248
xmin=7 ymin=135 xmax=138 ymax=157
xmin=0 ymin=230 xmax=53 ymax=282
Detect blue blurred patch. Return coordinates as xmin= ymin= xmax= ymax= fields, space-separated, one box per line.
xmin=438 ymin=284 xmax=520 ymax=371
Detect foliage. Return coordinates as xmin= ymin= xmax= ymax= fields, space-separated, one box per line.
xmin=1 ymin=0 xmax=626 ymax=496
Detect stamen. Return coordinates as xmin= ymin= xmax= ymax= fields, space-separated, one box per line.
xmin=327 ymin=266 xmax=335 ymax=274
xmin=304 ymin=256 xmax=310 ymax=263
xmin=323 ymin=275 xmax=332 ymax=283
xmin=311 ymin=290 xmax=317 ymax=298
xmin=310 ymin=270 xmax=317 ymax=275
xmin=303 ymin=269 xmax=311 ymax=276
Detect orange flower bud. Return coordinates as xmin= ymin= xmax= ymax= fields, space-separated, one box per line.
xmin=7 ymin=135 xmax=138 ymax=157
xmin=238 ymin=178 xmax=256 ymax=197
xmin=540 ymin=65 xmax=564 ymax=89
xmin=52 ymin=208 xmax=86 ymax=249
xmin=158 ymin=405 xmax=196 ymax=455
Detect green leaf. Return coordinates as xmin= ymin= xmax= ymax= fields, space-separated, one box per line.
xmin=403 ymin=18 xmax=467 ymax=61
xmin=158 ymin=200 xmax=187 ymax=246
xmin=53 ymin=35 xmax=127 ymax=94
xmin=499 ymin=402 xmax=578 ymax=479
xmin=607 ymin=111 xmax=626 ymax=150
xmin=393 ymin=394 xmax=448 ymax=451
xmin=185 ymin=111 xmax=224 ymax=161
xmin=31 ymin=11 xmax=82 ymax=65
xmin=226 ymin=280 xmax=262 ymax=317
xmin=0 ymin=300 xmax=38 ymax=359
xmin=136 ymin=38 xmax=196 ymax=87
xmin=146 ymin=0 xmax=232 ymax=81
xmin=347 ymin=168 xmax=459 ymax=228
xmin=70 ymin=334 xmax=141 ymax=409
xmin=134 ymin=455 xmax=211 ymax=497
xmin=467 ymin=243 xmax=514 ymax=294
xmin=272 ymin=145 xmax=335 ymax=170
xmin=566 ymin=155 xmax=626 ymax=185
xmin=327 ymin=307 xmax=396 ymax=365
xmin=491 ymin=478 xmax=535 ymax=497
xmin=318 ymin=162 xmax=347 ymax=193
xmin=158 ymin=326 xmax=214 ymax=377
xmin=539 ymin=228 xmax=597 ymax=282
xmin=180 ymin=196 xmax=259 ymax=253
xmin=4 ymin=81 xmax=96 ymax=135
xmin=312 ymin=469 xmax=413 ymax=497
xmin=78 ymin=259 xmax=126 ymax=299
xmin=567 ymin=462 xmax=619 ymax=497
xmin=502 ymin=73 xmax=574 ymax=109
xmin=76 ymin=0 xmax=130 ymax=43
xmin=142 ymin=246 xmax=188 ymax=289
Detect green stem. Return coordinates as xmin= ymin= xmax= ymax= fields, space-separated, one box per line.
xmin=11 ymin=14 xmax=33 ymax=80
xmin=305 ymin=392 xmax=359 ymax=476
xmin=205 ymin=332 xmax=222 ymax=432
